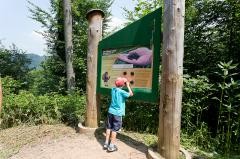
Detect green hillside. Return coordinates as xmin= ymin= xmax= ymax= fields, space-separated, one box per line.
xmin=26 ymin=54 xmax=45 ymax=69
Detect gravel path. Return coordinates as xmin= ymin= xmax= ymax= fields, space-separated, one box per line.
xmin=10 ymin=128 xmax=148 ymax=159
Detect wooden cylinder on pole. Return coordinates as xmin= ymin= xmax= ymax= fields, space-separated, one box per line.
xmin=85 ymin=9 xmax=104 ymax=128
xmin=158 ymin=0 xmax=185 ymax=158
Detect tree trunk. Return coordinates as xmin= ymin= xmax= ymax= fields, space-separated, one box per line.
xmin=63 ymin=0 xmax=75 ymax=92
xmin=158 ymin=0 xmax=185 ymax=158
xmin=57 ymin=0 xmax=65 ymax=62
xmin=85 ymin=10 xmax=104 ymax=128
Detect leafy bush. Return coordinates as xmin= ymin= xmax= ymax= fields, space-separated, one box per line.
xmin=58 ymin=93 xmax=86 ymax=125
xmin=212 ymin=61 xmax=240 ymax=154
xmin=181 ymin=122 xmax=219 ymax=152
xmin=0 ymin=44 xmax=31 ymax=81
xmin=181 ymin=61 xmax=240 ymax=154
xmin=1 ymin=76 xmax=22 ymax=95
xmin=0 ymin=91 xmax=86 ymax=129
xmin=182 ymin=75 xmax=213 ymax=133
xmin=124 ymin=101 xmax=158 ymax=133
xmin=27 ymin=69 xmax=66 ymax=95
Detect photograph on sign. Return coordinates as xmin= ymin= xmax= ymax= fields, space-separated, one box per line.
xmin=101 ymin=46 xmax=153 ymax=89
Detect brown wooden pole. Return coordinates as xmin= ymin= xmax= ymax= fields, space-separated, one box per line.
xmin=158 ymin=0 xmax=185 ymax=158
xmin=85 ymin=9 xmax=104 ymax=128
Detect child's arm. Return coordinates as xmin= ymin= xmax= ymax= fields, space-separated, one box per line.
xmin=126 ymin=81 xmax=133 ymax=96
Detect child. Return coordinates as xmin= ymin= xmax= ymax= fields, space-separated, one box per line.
xmin=103 ymin=77 xmax=133 ymax=152
xmin=102 ymin=72 xmax=110 ymax=87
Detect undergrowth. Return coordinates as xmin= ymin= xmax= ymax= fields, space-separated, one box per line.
xmin=0 ymin=91 xmax=86 ymax=129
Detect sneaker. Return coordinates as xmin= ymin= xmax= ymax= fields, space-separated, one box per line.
xmin=103 ymin=143 xmax=108 ymax=149
xmin=107 ymin=145 xmax=118 ymax=152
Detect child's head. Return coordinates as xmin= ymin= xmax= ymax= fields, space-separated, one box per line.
xmin=115 ymin=77 xmax=127 ymax=87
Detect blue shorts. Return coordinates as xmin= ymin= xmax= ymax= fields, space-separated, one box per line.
xmin=106 ymin=113 xmax=122 ymax=132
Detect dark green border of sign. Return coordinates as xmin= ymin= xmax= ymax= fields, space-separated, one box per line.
xmin=97 ymin=8 xmax=162 ymax=103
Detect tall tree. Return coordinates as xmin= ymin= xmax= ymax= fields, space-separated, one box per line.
xmin=63 ymin=0 xmax=75 ymax=91
xmin=28 ymin=0 xmax=112 ymax=92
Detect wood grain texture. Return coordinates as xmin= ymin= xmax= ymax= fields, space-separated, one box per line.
xmin=158 ymin=0 xmax=185 ymax=158
xmin=85 ymin=10 xmax=104 ymax=128
xmin=63 ymin=0 xmax=75 ymax=91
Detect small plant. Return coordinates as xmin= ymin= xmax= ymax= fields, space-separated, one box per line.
xmin=182 ymin=75 xmax=213 ymax=134
xmin=213 ymin=61 xmax=240 ymax=154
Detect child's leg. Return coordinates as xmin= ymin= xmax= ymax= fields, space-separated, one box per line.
xmin=105 ymin=114 xmax=121 ymax=151
xmin=110 ymin=131 xmax=117 ymax=145
xmin=105 ymin=129 xmax=111 ymax=144
xmin=104 ymin=113 xmax=112 ymax=147
xmin=109 ymin=115 xmax=121 ymax=148
xmin=108 ymin=131 xmax=118 ymax=152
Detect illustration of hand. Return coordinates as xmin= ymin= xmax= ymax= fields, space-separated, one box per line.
xmin=117 ymin=47 xmax=152 ymax=66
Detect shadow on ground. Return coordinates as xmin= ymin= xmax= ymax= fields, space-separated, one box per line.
xmin=94 ymin=127 xmax=147 ymax=154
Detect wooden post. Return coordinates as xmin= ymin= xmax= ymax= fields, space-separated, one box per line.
xmin=158 ymin=0 xmax=185 ymax=158
xmin=63 ymin=0 xmax=75 ymax=91
xmin=85 ymin=9 xmax=104 ymax=128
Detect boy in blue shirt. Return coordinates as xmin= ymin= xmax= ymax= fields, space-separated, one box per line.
xmin=104 ymin=77 xmax=133 ymax=152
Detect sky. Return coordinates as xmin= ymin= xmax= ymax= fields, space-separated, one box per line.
xmin=0 ymin=0 xmax=136 ymax=56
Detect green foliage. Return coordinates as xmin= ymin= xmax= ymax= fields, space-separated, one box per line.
xmin=181 ymin=61 xmax=240 ymax=154
xmin=124 ymin=101 xmax=158 ymax=133
xmin=1 ymin=76 xmax=22 ymax=95
xmin=28 ymin=0 xmax=112 ymax=92
xmin=59 ymin=93 xmax=86 ymax=125
xmin=181 ymin=75 xmax=219 ymax=152
xmin=184 ymin=0 xmax=240 ymax=75
xmin=181 ymin=123 xmax=218 ymax=152
xmin=27 ymin=69 xmax=65 ymax=95
xmin=213 ymin=61 xmax=240 ymax=154
xmin=123 ymin=0 xmax=162 ymax=22
xmin=0 ymin=91 xmax=86 ymax=129
xmin=182 ymin=75 xmax=213 ymax=133
xmin=0 ymin=44 xmax=31 ymax=81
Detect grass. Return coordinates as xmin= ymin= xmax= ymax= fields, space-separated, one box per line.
xmin=180 ymin=133 xmax=240 ymax=159
xmin=119 ymin=129 xmax=240 ymax=159
xmin=119 ymin=129 xmax=158 ymax=146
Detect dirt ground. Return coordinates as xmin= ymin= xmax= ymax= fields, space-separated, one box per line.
xmin=1 ymin=125 xmax=148 ymax=159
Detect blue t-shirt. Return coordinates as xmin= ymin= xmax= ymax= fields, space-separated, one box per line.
xmin=108 ymin=87 xmax=130 ymax=116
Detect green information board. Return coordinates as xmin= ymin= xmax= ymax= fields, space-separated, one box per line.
xmin=97 ymin=8 xmax=162 ymax=103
